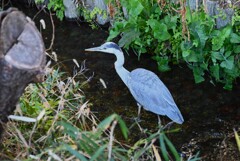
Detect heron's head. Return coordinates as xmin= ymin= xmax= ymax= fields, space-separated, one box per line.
xmin=85 ymin=42 xmax=122 ymax=55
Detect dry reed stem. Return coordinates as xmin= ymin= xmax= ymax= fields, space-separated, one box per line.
xmin=180 ymin=0 xmax=190 ymax=41
xmin=13 ymin=123 xmax=29 ymax=149
xmin=108 ymin=120 xmax=118 ymax=161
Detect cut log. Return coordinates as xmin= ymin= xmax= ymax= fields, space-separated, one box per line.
xmin=0 ymin=8 xmax=46 ymax=135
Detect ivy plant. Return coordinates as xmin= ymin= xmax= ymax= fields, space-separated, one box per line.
xmin=107 ymin=0 xmax=180 ymax=72
xmin=47 ymin=0 xmax=65 ymax=20
xmin=182 ymin=10 xmax=240 ymax=89
xmin=108 ymin=0 xmax=239 ymax=89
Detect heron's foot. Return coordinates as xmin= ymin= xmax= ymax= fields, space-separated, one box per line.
xmin=134 ymin=118 xmax=145 ymax=133
xmin=162 ymin=121 xmax=174 ymax=130
xmin=129 ymin=117 xmax=144 ymax=132
xmin=133 ymin=116 xmax=142 ymax=123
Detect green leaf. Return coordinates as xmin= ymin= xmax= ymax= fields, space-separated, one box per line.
xmin=182 ymin=50 xmax=190 ymax=57
xmin=185 ymin=1 xmax=192 ymax=23
xmin=233 ymin=45 xmax=240 ymax=53
xmin=225 ymin=51 xmax=232 ymax=58
xmin=64 ymin=144 xmax=88 ymax=161
xmin=97 ymin=114 xmax=128 ymax=139
xmin=108 ymin=30 xmax=120 ymax=41
xmin=78 ymin=139 xmax=92 ymax=154
xmin=191 ymin=24 xmax=208 ymax=49
xmin=147 ymin=19 xmax=171 ymax=42
xmin=116 ymin=115 xmax=128 ymax=139
xmin=230 ymin=33 xmax=240 ymax=43
xmin=223 ymin=79 xmax=233 ymax=90
xmin=193 ymin=67 xmax=205 ymax=83
xmin=163 ymin=15 xmax=178 ymax=32
xmin=211 ymin=48 xmax=225 ymax=62
xmin=211 ymin=30 xmax=224 ymax=51
xmin=186 ymin=53 xmax=199 ymax=62
xmin=221 ymin=25 xmax=232 ymax=38
xmin=210 ymin=65 xmax=220 ymax=80
xmin=163 ymin=134 xmax=180 ymax=161
xmin=181 ymin=41 xmax=193 ymax=51
xmin=128 ymin=0 xmax=144 ymax=17
xmin=212 ymin=38 xmax=224 ymax=51
xmin=153 ymin=56 xmax=171 ymax=72
xmin=107 ymin=22 xmax=125 ymax=41
xmin=212 ymin=26 xmax=232 ymax=51
xmin=90 ymin=144 xmax=107 ymax=161
xmin=58 ymin=121 xmax=80 ymax=139
xmin=159 ymin=134 xmax=169 ymax=161
xmin=97 ymin=114 xmax=117 ymax=131
xmin=119 ymin=29 xmax=141 ymax=47
xmin=234 ymin=129 xmax=240 ymax=152
xmin=220 ymin=56 xmax=234 ymax=69
xmin=81 ymin=133 xmax=99 ymax=150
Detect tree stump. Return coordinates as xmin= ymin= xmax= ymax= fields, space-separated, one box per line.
xmin=0 ymin=8 xmax=46 ymax=135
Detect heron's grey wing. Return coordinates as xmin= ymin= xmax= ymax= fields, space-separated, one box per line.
xmin=127 ymin=68 xmax=184 ymax=124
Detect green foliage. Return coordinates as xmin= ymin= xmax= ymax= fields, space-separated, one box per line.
xmin=107 ymin=0 xmax=179 ymax=72
xmin=234 ymin=129 xmax=240 ymax=152
xmin=79 ymin=6 xmax=107 ymax=29
xmin=47 ymin=0 xmax=65 ymax=20
xmin=1 ymin=66 xmax=200 ymax=160
xmin=108 ymin=0 xmax=240 ymax=89
xmin=181 ymin=10 xmax=240 ymax=89
xmin=35 ymin=0 xmax=45 ymax=4
xmin=233 ymin=8 xmax=240 ymax=32
xmin=43 ymin=0 xmax=107 ymax=27
xmin=59 ymin=114 xmax=129 ymax=160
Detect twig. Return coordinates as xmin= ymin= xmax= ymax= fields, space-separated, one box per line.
xmin=32 ymin=5 xmax=47 ymax=21
xmin=46 ymin=11 xmax=55 ymax=52
xmin=13 ymin=123 xmax=29 ymax=149
xmin=28 ymin=119 xmax=38 ymax=147
xmin=1 ymin=0 xmax=11 ymax=10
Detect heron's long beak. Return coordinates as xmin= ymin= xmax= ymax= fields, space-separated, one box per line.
xmin=85 ymin=46 xmax=102 ymax=52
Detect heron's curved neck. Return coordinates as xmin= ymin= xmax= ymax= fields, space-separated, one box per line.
xmin=114 ymin=51 xmax=130 ymax=86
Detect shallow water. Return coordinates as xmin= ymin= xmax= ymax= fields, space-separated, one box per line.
xmin=4 ymin=2 xmax=240 ymax=160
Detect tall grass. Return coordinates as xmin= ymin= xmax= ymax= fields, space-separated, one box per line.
xmin=0 ymin=62 xmax=200 ymax=160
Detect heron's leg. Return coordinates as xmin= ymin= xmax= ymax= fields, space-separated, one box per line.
xmin=157 ymin=115 xmax=162 ymax=127
xmin=137 ymin=103 xmax=142 ymax=120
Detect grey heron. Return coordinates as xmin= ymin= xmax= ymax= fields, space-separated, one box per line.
xmin=85 ymin=42 xmax=184 ymax=124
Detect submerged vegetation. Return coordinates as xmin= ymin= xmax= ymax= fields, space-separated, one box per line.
xmin=0 ymin=64 xmax=200 ymax=160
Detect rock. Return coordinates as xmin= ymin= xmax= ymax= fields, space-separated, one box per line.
xmin=187 ymin=0 xmax=203 ymax=10
xmin=205 ymin=0 xmax=234 ymax=29
xmin=63 ymin=0 xmax=80 ymax=19
xmin=85 ymin=0 xmax=109 ymax=25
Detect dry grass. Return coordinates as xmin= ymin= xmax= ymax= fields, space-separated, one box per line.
xmin=0 ymin=61 xmax=200 ymax=161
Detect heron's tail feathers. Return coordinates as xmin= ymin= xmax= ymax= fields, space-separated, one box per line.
xmin=166 ymin=107 xmax=184 ymax=124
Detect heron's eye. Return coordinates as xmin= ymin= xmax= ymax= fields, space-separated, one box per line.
xmin=103 ymin=47 xmax=107 ymax=50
